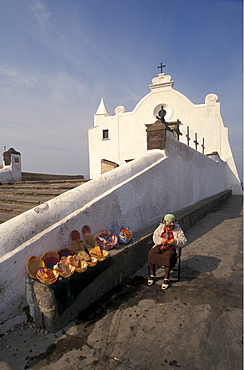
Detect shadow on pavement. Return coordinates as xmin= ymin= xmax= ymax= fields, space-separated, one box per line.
xmin=178 ymin=255 xmax=221 ymax=281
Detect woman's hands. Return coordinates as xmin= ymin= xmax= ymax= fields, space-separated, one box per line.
xmin=162 ymin=238 xmax=175 ymax=245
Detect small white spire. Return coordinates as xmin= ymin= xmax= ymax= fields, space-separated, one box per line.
xmin=95 ymin=98 xmax=109 ymax=116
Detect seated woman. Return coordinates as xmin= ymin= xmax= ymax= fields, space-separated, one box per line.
xmin=147 ymin=214 xmax=187 ymax=290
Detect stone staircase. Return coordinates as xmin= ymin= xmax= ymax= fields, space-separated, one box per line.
xmin=0 ymin=175 xmax=89 ymax=224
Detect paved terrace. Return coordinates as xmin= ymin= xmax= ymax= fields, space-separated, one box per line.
xmin=0 ymin=193 xmax=243 ymax=370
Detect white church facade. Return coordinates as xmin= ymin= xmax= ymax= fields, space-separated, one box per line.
xmin=88 ymin=72 xmax=241 ymax=195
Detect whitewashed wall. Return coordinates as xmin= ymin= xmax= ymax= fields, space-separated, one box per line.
xmin=0 ymin=132 xmax=226 ymax=332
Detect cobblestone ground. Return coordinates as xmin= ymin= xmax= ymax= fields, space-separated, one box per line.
xmin=0 ymin=195 xmax=242 ymax=370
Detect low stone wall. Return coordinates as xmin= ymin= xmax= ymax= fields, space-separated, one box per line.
xmin=22 ymin=172 xmax=85 ymax=181
xmin=26 ymin=189 xmax=231 ymax=332
xmin=175 ymin=190 xmax=232 ymax=231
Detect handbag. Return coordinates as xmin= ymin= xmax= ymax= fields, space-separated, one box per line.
xmin=116 ymin=226 xmax=133 ymax=244
xmin=96 ymin=234 xmax=118 ymax=250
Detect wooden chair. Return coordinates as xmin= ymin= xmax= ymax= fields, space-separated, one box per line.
xmin=156 ymin=247 xmax=182 ymax=281
xmin=171 ymin=247 xmax=182 ymax=280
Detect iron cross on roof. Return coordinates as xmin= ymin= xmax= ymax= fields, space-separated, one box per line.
xmin=157 ymin=63 xmax=166 ymax=73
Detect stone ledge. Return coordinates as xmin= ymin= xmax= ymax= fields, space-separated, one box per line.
xmin=174 ymin=189 xmax=232 ymax=232
xmin=26 ymin=189 xmax=232 ymax=332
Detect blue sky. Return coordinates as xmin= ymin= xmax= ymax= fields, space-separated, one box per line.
xmin=0 ymin=0 xmax=243 ymax=180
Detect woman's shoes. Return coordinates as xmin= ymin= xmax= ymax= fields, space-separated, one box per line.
xmin=148 ymin=276 xmax=170 ymax=289
xmin=161 ymin=278 xmax=170 ymax=290
xmin=147 ymin=275 xmax=155 ymax=286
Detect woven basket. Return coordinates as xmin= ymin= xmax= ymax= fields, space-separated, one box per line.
xmin=77 ymin=250 xmax=91 ymax=262
xmin=66 ymin=254 xmax=89 ymax=272
xmin=53 ymin=259 xmax=75 ymax=278
xmin=36 ymin=267 xmax=59 ymax=285
xmin=97 ymin=250 xmax=109 ymax=261
xmin=69 ymin=240 xmax=85 ymax=254
xmin=66 ymin=254 xmax=88 ymax=272
xmin=75 ymin=259 xmax=88 ymax=273
xmin=70 ymin=229 xmax=81 ymax=241
xmin=57 ymin=248 xmax=73 ymax=259
xmin=59 ymin=264 xmax=75 ymax=278
xmin=26 ymin=256 xmax=45 ymax=279
xmin=42 ymin=251 xmax=60 ymax=270
xmin=87 ymin=256 xmax=98 ymax=267
xmin=65 ymin=254 xmax=80 ymax=267
xmin=90 ymin=248 xmax=109 ymax=262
